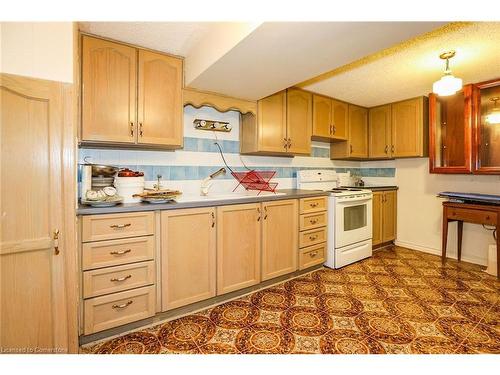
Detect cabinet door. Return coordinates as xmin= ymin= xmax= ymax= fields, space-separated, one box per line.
xmin=257 ymin=91 xmax=287 ymax=153
xmin=382 ymin=191 xmax=397 ymax=242
xmin=161 ymin=208 xmax=216 ymax=311
xmin=217 ymin=204 xmax=261 ymax=295
xmin=287 ymin=88 xmax=312 ymax=155
xmin=81 ymin=36 xmax=137 ymax=143
xmin=312 ymin=94 xmax=332 ymax=139
xmin=1 ymin=75 xmax=73 ymax=352
xmin=472 ymin=79 xmax=500 ymax=174
xmin=369 ymin=105 xmax=392 ymax=158
xmin=349 ymin=105 xmax=369 ymax=158
xmin=372 ymin=192 xmax=384 ymax=246
xmin=331 ymin=99 xmax=348 ymax=140
xmin=262 ymin=200 xmax=298 ymax=281
xmin=137 ymin=50 xmax=183 ymax=147
xmin=392 ymin=97 xmax=425 ymax=157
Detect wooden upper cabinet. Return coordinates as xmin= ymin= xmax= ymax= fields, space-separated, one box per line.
xmin=472 ymin=78 xmax=500 ymax=174
xmin=287 ymin=88 xmax=312 ymax=155
xmin=82 ymin=36 xmax=137 ymax=143
xmin=137 ymin=50 xmax=183 ymax=147
xmin=349 ymin=105 xmax=368 ymax=158
xmin=312 ymin=95 xmax=348 ymax=141
xmin=312 ymin=94 xmax=332 ymax=139
xmin=242 ymin=89 xmax=312 ymax=155
xmin=331 ymin=104 xmax=368 ymax=159
xmin=80 ymin=35 xmax=183 ymax=148
xmin=391 ymin=97 xmax=428 ymax=158
xmin=216 ymin=204 xmax=261 ymax=295
xmin=369 ymin=104 xmax=392 ymax=158
xmin=257 ymin=90 xmax=287 ymax=153
xmin=331 ymin=99 xmax=348 ymax=140
xmin=261 ymin=200 xmax=298 ymax=281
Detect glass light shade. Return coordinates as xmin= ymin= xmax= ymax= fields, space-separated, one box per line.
xmin=433 ymin=74 xmax=463 ymax=96
xmin=486 ymin=108 xmax=500 ymax=124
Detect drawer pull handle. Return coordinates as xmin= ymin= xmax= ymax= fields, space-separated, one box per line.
xmin=310 ymin=219 xmax=318 ymax=224
xmin=109 ymin=249 xmax=131 ymax=255
xmin=310 ymin=202 xmax=318 ymax=208
xmin=309 ymin=235 xmax=318 ymax=241
xmin=112 ymin=300 xmax=133 ymax=309
xmin=110 ymin=274 xmax=132 ymax=282
xmin=110 ymin=223 xmax=131 ymax=229
xmin=309 ymin=251 xmax=318 ymax=258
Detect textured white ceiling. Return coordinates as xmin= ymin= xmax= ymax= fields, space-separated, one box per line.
xmin=302 ymin=22 xmax=500 ymax=107
xmin=79 ymin=22 xmax=215 ymax=57
xmin=187 ymin=22 xmax=447 ymax=100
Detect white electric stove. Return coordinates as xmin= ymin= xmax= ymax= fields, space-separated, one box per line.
xmin=297 ymin=170 xmax=373 ymax=269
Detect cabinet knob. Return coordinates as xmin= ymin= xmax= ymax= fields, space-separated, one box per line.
xmin=350 ymin=144 xmax=353 ymax=154
xmin=288 ymin=138 xmax=292 ymax=148
xmin=53 ymin=229 xmax=60 ymax=255
xmin=309 ymin=235 xmax=318 ymax=241
xmin=283 ymin=138 xmax=288 ymax=149
xmin=309 ymin=251 xmax=318 ymax=258
xmin=139 ymin=122 xmax=143 ymax=137
xmin=385 ymin=145 xmax=388 ymax=154
xmin=391 ymin=145 xmax=395 ymax=153
xmin=310 ymin=219 xmax=318 ymax=224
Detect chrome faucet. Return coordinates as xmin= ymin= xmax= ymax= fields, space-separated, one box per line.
xmin=200 ymin=167 xmax=226 ymax=196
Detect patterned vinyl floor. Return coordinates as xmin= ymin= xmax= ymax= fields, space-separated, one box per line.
xmin=81 ymin=246 xmax=499 ymax=354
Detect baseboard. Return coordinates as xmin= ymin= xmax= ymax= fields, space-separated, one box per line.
xmin=394 ymin=240 xmax=487 ymax=266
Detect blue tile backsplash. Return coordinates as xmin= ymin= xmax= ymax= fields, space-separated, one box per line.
xmin=95 ymin=164 xmax=395 ymax=181
xmin=79 ymin=136 xmax=395 ymax=181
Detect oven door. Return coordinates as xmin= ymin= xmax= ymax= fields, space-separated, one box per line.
xmin=334 ymin=195 xmax=372 ymax=248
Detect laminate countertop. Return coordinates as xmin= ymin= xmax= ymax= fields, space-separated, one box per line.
xmin=77 ymin=189 xmax=330 ymax=216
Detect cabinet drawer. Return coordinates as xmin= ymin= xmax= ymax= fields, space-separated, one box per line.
xmin=299 ymin=211 xmax=327 ymax=231
xmin=299 ymin=196 xmax=327 ymax=214
xmin=447 ymin=208 xmax=497 ymax=226
xmin=299 ymin=227 xmax=327 ymax=248
xmin=82 ymin=212 xmax=155 ymax=242
xmin=84 ymin=285 xmax=155 ymax=335
xmin=82 ymin=236 xmax=155 ymax=270
xmin=299 ymin=243 xmax=326 ymax=270
xmin=83 ymin=261 xmax=155 ymax=298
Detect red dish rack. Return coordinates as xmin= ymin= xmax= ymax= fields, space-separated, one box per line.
xmin=231 ymin=170 xmax=278 ymax=194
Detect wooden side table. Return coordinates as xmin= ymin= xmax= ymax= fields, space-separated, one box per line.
xmin=442 ymin=201 xmax=499 ymax=278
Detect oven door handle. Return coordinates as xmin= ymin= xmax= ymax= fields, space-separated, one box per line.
xmin=337 ymin=196 xmax=372 ymax=203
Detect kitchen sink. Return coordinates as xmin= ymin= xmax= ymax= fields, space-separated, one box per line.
xmin=177 ymin=191 xmax=286 ymax=203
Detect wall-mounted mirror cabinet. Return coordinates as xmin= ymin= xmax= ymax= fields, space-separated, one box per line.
xmin=473 ymin=79 xmax=500 ymax=174
xmin=429 ymin=78 xmax=500 ymax=175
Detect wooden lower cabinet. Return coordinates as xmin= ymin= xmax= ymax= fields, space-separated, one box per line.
xmin=372 ymin=190 xmax=397 ymax=246
xmin=382 ymin=190 xmax=397 ymax=242
xmin=261 ymin=200 xmax=298 ymax=281
xmin=217 ymin=203 xmax=261 ymax=295
xmin=161 ymin=208 xmax=216 ymax=311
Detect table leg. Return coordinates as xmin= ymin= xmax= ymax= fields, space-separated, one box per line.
xmin=457 ymin=221 xmax=463 ymax=262
xmin=442 ymin=209 xmax=448 ymax=263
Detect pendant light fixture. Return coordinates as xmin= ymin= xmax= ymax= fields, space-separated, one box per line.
xmin=432 ymin=51 xmax=463 ymax=96
xmin=486 ymin=97 xmax=500 ymax=125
